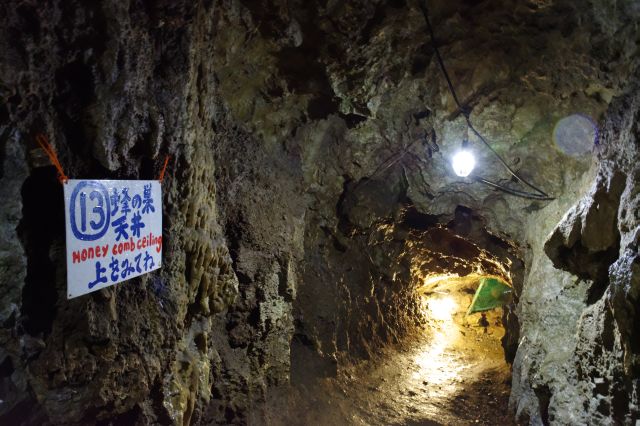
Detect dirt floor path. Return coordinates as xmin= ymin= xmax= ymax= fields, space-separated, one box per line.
xmin=273 ymin=300 xmax=515 ymax=425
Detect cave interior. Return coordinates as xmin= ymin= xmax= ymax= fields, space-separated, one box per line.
xmin=1 ymin=0 xmax=640 ymax=425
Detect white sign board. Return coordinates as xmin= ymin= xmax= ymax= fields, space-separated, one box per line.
xmin=63 ymin=180 xmax=162 ymax=298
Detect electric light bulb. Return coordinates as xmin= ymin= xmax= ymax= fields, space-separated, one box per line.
xmin=452 ymin=149 xmax=475 ymax=177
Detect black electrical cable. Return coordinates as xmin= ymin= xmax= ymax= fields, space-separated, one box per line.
xmin=418 ymin=0 xmax=554 ymax=201
xmin=466 ymin=124 xmax=553 ymax=199
xmin=474 ymin=177 xmax=554 ymax=200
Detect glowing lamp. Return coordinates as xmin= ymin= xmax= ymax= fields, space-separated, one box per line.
xmin=451 ymin=149 xmax=475 ymax=177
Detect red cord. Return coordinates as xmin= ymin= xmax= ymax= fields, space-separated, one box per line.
xmin=36 ymin=134 xmax=68 ymax=183
xmin=158 ymin=155 xmax=170 ymax=182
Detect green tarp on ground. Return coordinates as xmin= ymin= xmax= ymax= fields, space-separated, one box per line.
xmin=466 ymin=277 xmax=512 ymax=315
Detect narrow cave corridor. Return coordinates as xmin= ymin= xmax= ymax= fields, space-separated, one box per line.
xmin=2 ymin=1 xmax=640 ymax=425
xmin=273 ymin=275 xmax=514 ymax=425
xmin=277 ymin=212 xmax=522 ymax=425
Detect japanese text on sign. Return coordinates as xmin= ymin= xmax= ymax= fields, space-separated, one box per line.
xmin=64 ymin=180 xmax=162 ymax=298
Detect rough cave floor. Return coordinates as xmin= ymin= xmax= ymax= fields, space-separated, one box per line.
xmin=269 ymin=276 xmax=515 ymax=426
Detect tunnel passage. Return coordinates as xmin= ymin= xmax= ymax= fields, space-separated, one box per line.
xmin=405 ymin=206 xmax=526 ymax=365
xmin=404 ymin=208 xmax=524 ymax=420
xmin=288 ymin=195 xmax=525 ymax=424
xmin=413 ymin=273 xmax=515 ymax=424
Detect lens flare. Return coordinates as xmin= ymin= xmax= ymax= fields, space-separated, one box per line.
xmin=553 ymin=114 xmax=598 ymax=156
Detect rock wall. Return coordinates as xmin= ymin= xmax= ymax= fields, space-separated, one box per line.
xmin=0 ymin=1 xmax=300 ymax=424
xmin=1 ymin=0 xmax=639 ymax=424
xmin=511 ymin=84 xmax=640 ymax=425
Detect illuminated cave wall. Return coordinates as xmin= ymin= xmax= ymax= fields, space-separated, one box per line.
xmin=511 ymin=85 xmax=640 ymax=425
xmin=1 ymin=0 xmax=639 ymax=424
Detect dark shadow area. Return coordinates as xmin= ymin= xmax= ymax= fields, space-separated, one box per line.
xmin=17 ymin=166 xmax=65 ymax=336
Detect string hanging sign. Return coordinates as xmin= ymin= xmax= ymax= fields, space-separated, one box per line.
xmin=36 ymin=134 xmax=167 ymax=299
